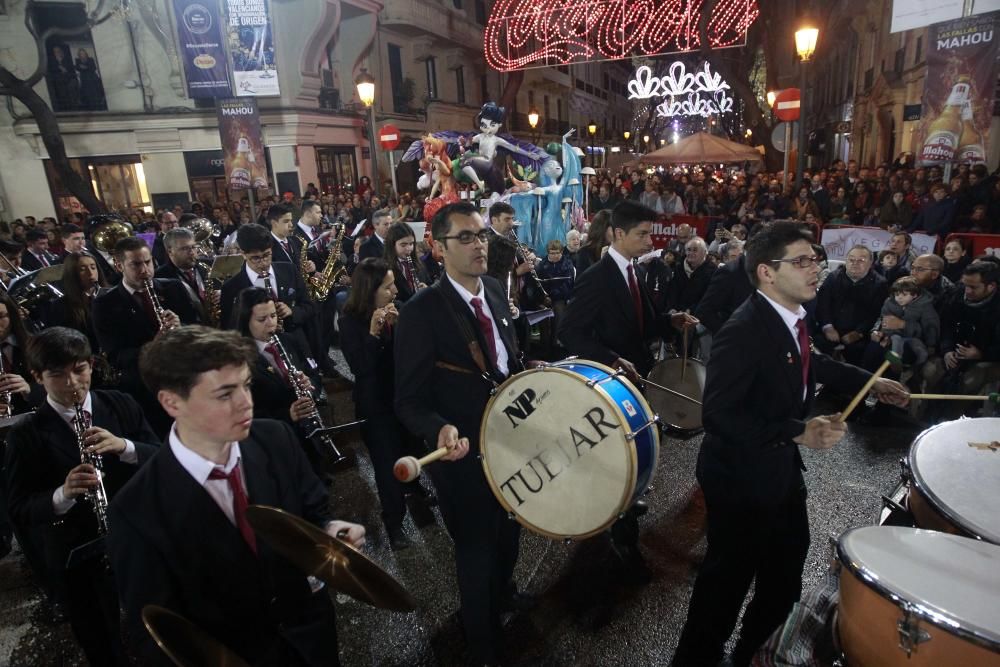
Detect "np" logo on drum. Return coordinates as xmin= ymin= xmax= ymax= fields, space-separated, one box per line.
xmin=504 ymin=389 xmax=538 ymax=428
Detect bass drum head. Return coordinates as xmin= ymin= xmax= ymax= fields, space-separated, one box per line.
xmin=480 ymin=364 xmax=639 ymax=539
xmin=909 ymin=417 xmax=1000 ymax=544
xmin=646 ymin=358 xmax=704 ymax=433
xmin=838 ymin=526 xmax=1000 ymax=655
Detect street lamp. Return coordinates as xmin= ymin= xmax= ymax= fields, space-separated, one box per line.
xmin=528 ymin=107 xmax=540 ymax=130
xmin=766 ymin=90 xmax=777 ymax=109
xmin=794 ymin=24 xmax=819 ymax=188
xmin=355 ymin=68 xmax=378 ymax=190
xmin=587 ymin=121 xmax=597 ymax=166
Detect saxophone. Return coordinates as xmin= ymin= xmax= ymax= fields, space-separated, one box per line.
xmin=268 ymin=335 xmax=346 ymax=465
xmin=73 ymin=392 xmax=109 ymax=535
xmin=302 ymin=224 xmax=347 ymax=302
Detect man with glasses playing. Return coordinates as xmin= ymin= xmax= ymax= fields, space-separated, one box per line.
xmin=220 ymin=224 xmax=316 ymax=333
xmin=672 ymin=222 xmax=908 ymax=667
xmin=395 ymin=202 xmax=524 ymax=667
xmin=155 ymin=227 xmax=217 ymax=323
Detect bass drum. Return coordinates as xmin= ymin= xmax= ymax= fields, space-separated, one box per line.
xmin=904 ymin=417 xmax=1000 ymax=544
xmin=837 ymin=526 xmax=1000 ymax=666
xmin=480 ymin=360 xmax=659 ymax=540
xmin=645 ymin=357 xmax=705 ymax=435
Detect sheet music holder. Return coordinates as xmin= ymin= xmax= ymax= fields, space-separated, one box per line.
xmin=208 ymin=255 xmax=245 ymax=282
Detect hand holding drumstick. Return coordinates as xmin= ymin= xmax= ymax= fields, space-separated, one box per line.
xmin=393 ymin=424 xmax=469 ymax=482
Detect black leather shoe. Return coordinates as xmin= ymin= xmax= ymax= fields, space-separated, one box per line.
xmin=405 ymin=485 xmax=438 ymax=506
xmin=633 ymin=499 xmax=649 ymax=516
xmin=387 ymin=526 xmax=412 ymax=551
xmin=0 ymin=536 xmax=11 ymax=561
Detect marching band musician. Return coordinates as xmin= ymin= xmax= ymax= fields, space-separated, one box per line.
xmin=45 ymin=251 xmax=107 ymax=355
xmin=155 ymin=227 xmax=216 ymax=323
xmin=219 ymin=223 xmax=317 ymax=333
xmin=233 ymin=287 xmax=332 ymax=482
xmin=382 ymin=222 xmax=429 ymax=303
xmin=92 ymin=236 xmax=203 ymax=437
xmin=559 ymin=201 xmax=699 ymax=577
xmin=0 ymin=240 xmax=24 ymax=287
xmin=57 ymin=223 xmax=88 ymax=260
xmin=671 ymin=222 xmax=909 ymax=667
xmin=0 ymin=291 xmax=44 ymax=414
xmin=4 ymin=327 xmax=159 ymax=666
xmin=358 ymin=209 xmax=391 ymax=261
xmin=270 ymin=202 xmax=309 ymax=266
xmin=341 ymin=258 xmax=435 ymax=551
xmin=21 ymin=228 xmax=60 ymax=271
xmin=395 ymin=202 xmax=527 ymax=666
xmin=110 ymin=326 xmax=365 ymax=666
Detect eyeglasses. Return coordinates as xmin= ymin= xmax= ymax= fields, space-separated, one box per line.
xmin=910 ymin=265 xmax=933 ymax=273
xmin=436 ymin=231 xmax=491 ymax=245
xmin=770 ymin=255 xmax=821 ymax=269
xmin=244 ymin=250 xmax=272 ymax=264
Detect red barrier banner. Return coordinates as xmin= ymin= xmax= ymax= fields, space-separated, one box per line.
xmin=650 ymin=215 xmax=714 ymax=249
xmin=944 ymin=233 xmax=1000 ymax=258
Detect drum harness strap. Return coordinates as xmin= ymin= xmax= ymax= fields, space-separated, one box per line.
xmin=438 ymin=289 xmax=500 ymax=392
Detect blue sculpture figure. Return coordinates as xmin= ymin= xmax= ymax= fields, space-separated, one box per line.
xmin=510 ymin=130 xmax=580 ymax=253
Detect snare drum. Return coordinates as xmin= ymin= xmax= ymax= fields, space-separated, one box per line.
xmin=645 ymin=357 xmax=705 ymax=434
xmin=480 ymin=360 xmax=660 ymax=540
xmin=903 ymin=418 xmax=1000 ymax=544
xmin=837 ymin=526 xmax=1000 ymax=666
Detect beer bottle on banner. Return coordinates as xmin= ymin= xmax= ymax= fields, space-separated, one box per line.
xmin=920 ymin=76 xmax=970 ymax=164
xmin=230 ymin=135 xmax=252 ymax=189
xmin=957 ymin=101 xmax=987 ymax=165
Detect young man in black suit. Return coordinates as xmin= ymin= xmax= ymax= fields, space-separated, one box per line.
xmin=357 ymin=208 xmax=392 ymax=261
xmin=92 ymin=236 xmax=202 ymax=437
xmin=671 ymin=222 xmax=909 ymax=667
xmin=109 ymin=326 xmax=364 ymax=666
xmin=20 ymin=228 xmax=60 ymax=271
xmin=4 ymin=327 xmax=160 ymax=666
xmin=558 ymin=200 xmax=697 ymax=574
xmin=270 ymin=202 xmax=309 ymax=266
xmin=219 ymin=223 xmax=317 ymax=333
xmin=394 ymin=202 xmax=524 ymax=666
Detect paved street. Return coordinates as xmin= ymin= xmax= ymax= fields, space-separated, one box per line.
xmin=0 ymin=357 xmax=926 ymax=666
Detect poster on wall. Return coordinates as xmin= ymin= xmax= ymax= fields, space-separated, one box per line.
xmin=224 ymin=0 xmax=280 ymax=96
xmin=916 ymin=11 xmax=1000 ymax=166
xmin=216 ymin=98 xmax=269 ymax=189
xmin=173 ymin=0 xmax=232 ymax=98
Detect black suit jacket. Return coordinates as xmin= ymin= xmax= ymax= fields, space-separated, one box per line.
xmin=694 ymin=255 xmax=754 ymax=334
xmin=4 ymin=390 xmax=159 ymax=557
xmin=271 ymin=234 xmax=304 ymax=266
xmin=667 ymin=260 xmax=714 ymax=313
xmin=151 ymin=233 xmax=168 ymax=268
xmin=357 ymin=234 xmax=384 ymax=262
xmin=250 ymin=332 xmax=319 ymax=425
xmin=559 ymin=252 xmax=670 ymax=377
xmin=391 ymin=258 xmax=429 ymax=304
xmin=108 ymin=419 xmax=333 ymax=666
xmin=340 ymin=310 xmax=396 ymax=418
xmin=697 ymin=293 xmax=869 ymax=506
xmin=220 ymin=262 xmax=316 ymax=331
xmin=20 ymin=249 xmax=60 ymax=272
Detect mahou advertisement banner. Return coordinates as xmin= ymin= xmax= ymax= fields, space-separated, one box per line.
xmin=917 ymin=11 xmax=1000 ymax=166
xmin=173 ymin=0 xmax=232 ymax=98
xmin=225 ymin=0 xmax=280 ymax=96
xmin=217 ymin=98 xmax=269 ymax=189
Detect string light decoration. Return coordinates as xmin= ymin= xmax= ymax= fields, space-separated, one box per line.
xmin=485 ymin=0 xmax=759 ymax=71
xmin=628 ymin=62 xmax=734 ymax=118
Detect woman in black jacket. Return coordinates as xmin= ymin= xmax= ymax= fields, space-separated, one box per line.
xmin=381 ymin=222 xmax=428 ymax=303
xmin=340 ymin=258 xmax=433 ymax=549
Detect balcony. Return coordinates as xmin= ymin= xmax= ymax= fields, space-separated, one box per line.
xmin=380 ymin=0 xmax=482 ymax=45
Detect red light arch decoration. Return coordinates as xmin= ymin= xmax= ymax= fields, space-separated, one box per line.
xmin=484 ymin=0 xmax=759 ymax=72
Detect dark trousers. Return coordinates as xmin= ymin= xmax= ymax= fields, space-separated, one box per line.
xmin=64 ymin=557 xmax=127 ymax=666
xmin=814 ymin=335 xmax=866 ymax=367
xmin=278 ymin=589 xmax=341 ymax=667
xmin=428 ymin=458 xmax=521 ymax=664
xmin=360 ymin=416 xmax=422 ymax=529
xmin=673 ymin=487 xmax=809 ymax=667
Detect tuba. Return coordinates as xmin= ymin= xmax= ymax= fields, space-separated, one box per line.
xmin=182 ymin=217 xmax=220 ymax=259
xmin=90 ymin=218 xmax=134 ymax=256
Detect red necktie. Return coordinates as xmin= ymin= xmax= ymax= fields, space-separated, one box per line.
xmin=208 ymin=464 xmax=257 ymax=554
xmin=38 ymin=253 xmax=49 ymax=267
xmin=470 ymin=297 xmax=498 ymax=369
xmin=135 ymin=289 xmax=158 ymax=326
xmin=627 ymin=264 xmax=644 ymax=336
xmin=264 ymin=343 xmax=289 ymax=381
xmin=795 ymin=319 xmax=810 ymax=387
xmin=280 ymin=240 xmax=291 ymax=259
xmin=184 ymin=269 xmax=205 ymax=301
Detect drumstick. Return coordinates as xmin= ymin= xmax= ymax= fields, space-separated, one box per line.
xmin=642 ymin=378 xmax=703 ymax=406
xmin=393 ymin=447 xmax=452 ymax=483
xmin=908 ymin=392 xmax=1000 ymax=402
xmin=838 ymin=350 xmax=901 ymax=422
xmin=681 ymin=325 xmax=689 ymax=383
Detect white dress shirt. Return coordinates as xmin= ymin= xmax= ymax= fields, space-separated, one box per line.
xmin=446 ymin=274 xmax=510 ymax=376
xmin=49 ymin=391 xmax=138 ymax=514
xmin=757 ymin=289 xmax=809 ymax=398
xmin=245 ymin=264 xmax=279 ymax=293
xmin=606 ymin=245 xmax=635 ymax=286
xmin=296 ymin=221 xmax=316 ymax=242
xmin=169 ymin=424 xmax=245 ymax=527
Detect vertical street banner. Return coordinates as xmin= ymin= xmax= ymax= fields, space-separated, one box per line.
xmin=224 ymin=0 xmax=280 ymax=96
xmin=173 ymin=0 xmax=232 ymax=98
xmin=217 ymin=98 xmax=269 ymax=189
xmin=917 ymin=11 xmax=1000 ymax=166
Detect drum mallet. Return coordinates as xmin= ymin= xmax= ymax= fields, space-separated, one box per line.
xmin=838 ymin=350 xmax=902 ymax=422
xmin=393 ymin=448 xmax=452 ymax=483
xmin=642 ymin=378 xmax=703 ymax=406
xmin=907 ymin=392 xmax=1000 ymax=403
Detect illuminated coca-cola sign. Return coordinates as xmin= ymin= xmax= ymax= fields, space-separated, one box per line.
xmin=485 ymin=0 xmax=759 ymax=72
xmin=629 ymin=62 xmax=734 ymax=118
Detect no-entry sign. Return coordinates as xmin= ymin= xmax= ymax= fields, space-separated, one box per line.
xmin=774 ymin=89 xmax=801 ymax=122
xmin=378 ymin=124 xmax=401 ymax=151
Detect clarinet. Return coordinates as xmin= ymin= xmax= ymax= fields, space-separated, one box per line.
xmin=142 ymin=279 xmax=175 ymax=331
xmin=508 ymin=228 xmax=552 ymax=306
xmin=402 ymin=254 xmax=422 ymax=292
xmin=73 ymin=393 xmax=109 ymax=535
xmin=0 ymin=351 xmax=12 ymax=418
xmin=262 ymin=274 xmax=284 ymax=332
xmin=268 ymin=335 xmax=346 ymax=465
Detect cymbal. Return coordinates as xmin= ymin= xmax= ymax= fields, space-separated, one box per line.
xmin=142 ymin=604 xmax=250 ymax=667
xmin=245 ymin=505 xmax=416 ymax=612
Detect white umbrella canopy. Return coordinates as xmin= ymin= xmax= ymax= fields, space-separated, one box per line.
xmin=627 ymin=132 xmax=763 ymax=166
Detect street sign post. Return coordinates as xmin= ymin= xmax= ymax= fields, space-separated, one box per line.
xmin=774 ymin=89 xmax=801 ymax=122
xmin=378 ymin=124 xmax=401 ymax=197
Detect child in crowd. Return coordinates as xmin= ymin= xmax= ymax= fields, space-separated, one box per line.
xmin=878 ymin=250 xmax=898 ymax=273
xmin=535 ymin=239 xmax=575 ymax=357
xmin=871 ymin=276 xmax=939 ymax=365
